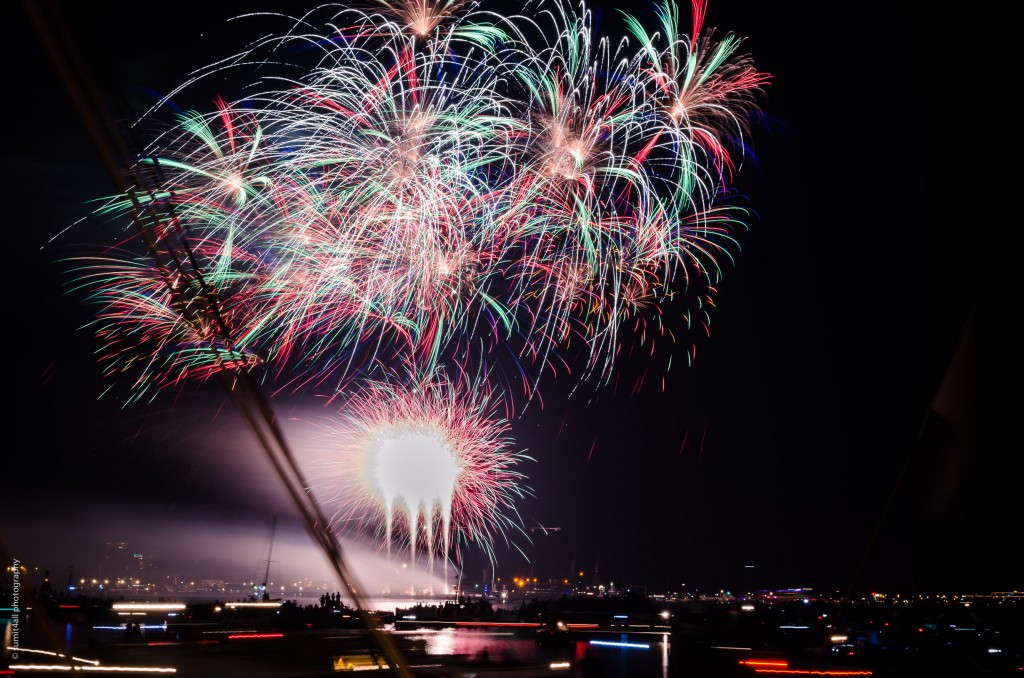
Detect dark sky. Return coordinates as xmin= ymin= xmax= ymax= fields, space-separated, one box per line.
xmin=6 ymin=0 xmax=1008 ymax=598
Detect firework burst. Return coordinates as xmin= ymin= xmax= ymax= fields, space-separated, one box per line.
xmin=69 ymin=0 xmax=766 ymax=401
xmin=58 ymin=0 xmax=768 ymax=568
xmin=310 ymin=372 xmax=533 ymax=576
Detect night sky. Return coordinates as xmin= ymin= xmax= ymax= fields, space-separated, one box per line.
xmin=6 ymin=0 xmax=1008 ymax=598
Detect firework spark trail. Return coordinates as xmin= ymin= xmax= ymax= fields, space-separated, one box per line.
xmin=65 ymin=249 xmax=265 ymax=400
xmin=62 ymin=0 xmax=768 ymax=564
xmin=371 ymin=0 xmax=471 ymax=38
xmin=71 ymin=0 xmax=766 ymax=401
xmin=249 ymin=40 xmax=524 ymax=380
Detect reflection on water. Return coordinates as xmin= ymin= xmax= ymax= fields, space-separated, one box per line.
xmin=3 ymin=610 xmax=676 ymax=677
xmin=404 ymin=627 xmax=541 ymax=662
xmin=2 ymin=617 xmax=88 ymax=656
xmin=392 ymin=626 xmax=671 ymax=677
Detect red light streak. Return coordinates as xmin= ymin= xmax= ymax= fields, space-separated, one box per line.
xmin=452 ymin=621 xmax=600 ymax=630
xmin=751 ymin=670 xmax=872 ymax=676
xmin=227 ymin=633 xmax=284 ymax=639
xmin=454 ymin=621 xmax=539 ymax=627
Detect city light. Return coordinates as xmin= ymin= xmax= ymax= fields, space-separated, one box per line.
xmin=8 ymin=666 xmax=176 ymax=674
xmin=111 ymin=603 xmax=186 ymax=612
xmin=589 ymin=640 xmax=650 ymax=650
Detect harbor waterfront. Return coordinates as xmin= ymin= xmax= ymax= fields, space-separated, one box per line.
xmin=3 ymin=589 xmax=1022 ymax=676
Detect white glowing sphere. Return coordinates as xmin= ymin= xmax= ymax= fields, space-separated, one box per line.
xmin=367 ymin=426 xmax=459 ymax=516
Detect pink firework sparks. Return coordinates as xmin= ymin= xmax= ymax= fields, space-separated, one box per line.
xmin=311 ymin=372 xmax=533 ymax=574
